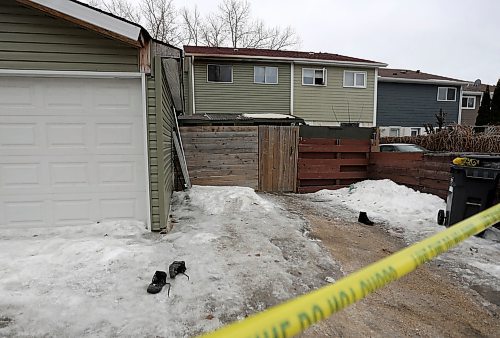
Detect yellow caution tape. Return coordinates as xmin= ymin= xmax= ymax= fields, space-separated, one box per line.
xmin=201 ymin=203 xmax=500 ymax=338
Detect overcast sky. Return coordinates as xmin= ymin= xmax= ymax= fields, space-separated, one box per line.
xmin=107 ymin=0 xmax=500 ymax=85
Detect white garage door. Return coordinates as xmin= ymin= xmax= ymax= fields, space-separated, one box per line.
xmin=0 ymin=76 xmax=148 ymax=228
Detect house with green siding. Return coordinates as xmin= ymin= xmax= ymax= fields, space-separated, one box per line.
xmin=183 ymin=46 xmax=387 ymax=126
xmin=0 ymin=0 xmax=182 ymax=231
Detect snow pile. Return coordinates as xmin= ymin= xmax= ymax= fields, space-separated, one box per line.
xmin=312 ymin=179 xmax=445 ymax=238
xmin=0 ymin=186 xmax=338 ymax=337
xmin=308 ymin=179 xmax=500 ymax=291
xmin=184 ymin=185 xmax=275 ymax=215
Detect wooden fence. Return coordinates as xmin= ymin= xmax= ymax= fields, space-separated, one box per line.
xmin=368 ymin=153 xmax=456 ymax=199
xmin=179 ymin=125 xmax=495 ymax=199
xmin=180 ymin=126 xmax=259 ymax=189
xmin=259 ymin=126 xmax=299 ymax=192
xmin=297 ymin=138 xmax=371 ymax=193
xmin=179 ymin=125 xmax=299 ymax=192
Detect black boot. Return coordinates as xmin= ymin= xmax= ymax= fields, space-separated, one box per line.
xmin=358 ymin=211 xmax=374 ymax=225
xmin=169 ymin=261 xmax=189 ymax=280
xmin=147 ymin=271 xmax=169 ymax=294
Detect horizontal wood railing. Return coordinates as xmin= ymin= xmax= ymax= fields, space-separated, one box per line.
xmin=297 ymin=138 xmax=371 ymax=193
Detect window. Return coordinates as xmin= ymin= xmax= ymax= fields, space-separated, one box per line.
xmin=389 ymin=128 xmax=400 ymax=137
xmin=254 ymin=66 xmax=278 ymax=84
xmin=410 ymin=128 xmax=420 ymax=136
xmin=380 ymin=145 xmax=395 ymax=152
xmin=343 ymin=71 xmax=367 ymax=88
xmin=302 ymin=68 xmax=326 ymax=86
xmin=461 ymin=96 xmax=476 ymax=109
xmin=207 ymin=64 xmax=232 ymax=83
xmin=437 ymin=87 xmax=457 ymax=101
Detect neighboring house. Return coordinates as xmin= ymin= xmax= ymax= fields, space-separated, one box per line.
xmin=183 ymin=46 xmax=387 ymax=127
xmin=0 ymin=0 xmax=182 ymax=231
xmin=377 ymin=69 xmax=465 ymax=137
xmin=461 ymin=81 xmax=496 ymax=126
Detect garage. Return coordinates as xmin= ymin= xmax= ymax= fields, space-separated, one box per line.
xmin=0 ymin=75 xmax=148 ymax=227
xmin=0 ymin=0 xmax=182 ymax=231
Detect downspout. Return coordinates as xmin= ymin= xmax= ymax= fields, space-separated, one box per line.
xmin=373 ymin=68 xmax=378 ymax=127
xmin=290 ymin=62 xmax=294 ymax=115
xmin=179 ymin=49 xmax=185 ymax=114
xmin=191 ymin=55 xmax=196 ymax=115
xmin=457 ymin=86 xmax=463 ymax=125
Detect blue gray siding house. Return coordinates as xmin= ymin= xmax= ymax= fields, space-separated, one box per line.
xmin=377 ymin=69 xmax=465 ymax=137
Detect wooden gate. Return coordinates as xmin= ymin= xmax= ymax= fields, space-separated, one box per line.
xmin=258 ymin=126 xmax=299 ymax=192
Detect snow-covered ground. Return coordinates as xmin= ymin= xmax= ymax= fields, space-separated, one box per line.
xmin=1 ymin=181 xmax=498 ymax=337
xmin=0 ymin=186 xmax=338 ymax=337
xmin=307 ymin=179 xmax=500 ymax=291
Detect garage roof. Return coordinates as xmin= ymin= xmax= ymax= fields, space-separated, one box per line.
xmin=17 ymin=0 xmax=150 ymax=47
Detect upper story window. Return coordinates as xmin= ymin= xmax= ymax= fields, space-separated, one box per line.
xmin=302 ymin=68 xmax=326 ymax=86
xmin=437 ymin=87 xmax=456 ymax=101
xmin=254 ymin=66 xmax=278 ymax=84
xmin=343 ymin=71 xmax=366 ymax=88
xmin=207 ymin=64 xmax=233 ymax=83
xmin=461 ymin=96 xmax=476 ymax=109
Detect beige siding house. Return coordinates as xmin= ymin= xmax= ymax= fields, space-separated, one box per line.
xmin=461 ymin=82 xmax=496 ymax=126
xmin=183 ymin=46 xmax=386 ymax=126
xmin=0 ymin=0 xmax=182 ymax=231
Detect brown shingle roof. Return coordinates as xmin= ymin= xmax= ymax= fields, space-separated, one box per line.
xmin=463 ymin=83 xmax=496 ymax=93
xmin=379 ymin=68 xmax=463 ymax=82
xmin=183 ymin=46 xmax=385 ymax=65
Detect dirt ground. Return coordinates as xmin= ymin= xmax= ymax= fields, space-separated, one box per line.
xmin=273 ymin=194 xmax=500 ymax=338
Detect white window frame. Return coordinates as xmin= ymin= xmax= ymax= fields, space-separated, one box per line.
xmin=437 ymin=87 xmax=457 ymax=101
xmin=343 ymin=70 xmax=367 ymax=89
xmin=302 ymin=68 xmax=327 ymax=86
xmin=461 ymin=96 xmax=476 ymax=109
xmin=254 ymin=66 xmax=279 ymax=84
xmin=389 ymin=128 xmax=400 ymax=137
xmin=207 ymin=64 xmax=233 ymax=83
xmin=410 ymin=128 xmax=420 ymax=136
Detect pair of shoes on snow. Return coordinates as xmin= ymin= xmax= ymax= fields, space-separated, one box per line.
xmin=147 ymin=261 xmax=190 ymax=295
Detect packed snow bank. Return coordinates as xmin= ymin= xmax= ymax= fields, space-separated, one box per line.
xmin=0 ymin=186 xmax=338 ymax=337
xmin=312 ymin=179 xmax=446 ymax=238
xmin=307 ymin=179 xmax=500 ymax=291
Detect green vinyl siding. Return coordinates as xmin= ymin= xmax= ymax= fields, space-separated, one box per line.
xmin=159 ymin=59 xmax=175 ymax=231
xmin=293 ymin=65 xmax=375 ymax=124
xmin=147 ymin=76 xmax=160 ymax=229
xmin=0 ymin=0 xmax=139 ymax=72
xmin=191 ymin=59 xmax=290 ymax=114
xmin=147 ymin=57 xmax=176 ymax=231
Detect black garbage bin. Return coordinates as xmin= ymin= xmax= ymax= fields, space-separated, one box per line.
xmin=437 ymin=154 xmax=500 ymax=229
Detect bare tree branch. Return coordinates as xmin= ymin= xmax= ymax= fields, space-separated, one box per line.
xmin=140 ymin=0 xmax=180 ymax=45
xmin=267 ymin=26 xmax=301 ymax=50
xmin=200 ymin=14 xmax=227 ymax=47
xmin=218 ymin=0 xmax=250 ymax=48
xmin=180 ymin=5 xmax=202 ymax=46
xmin=86 ymin=0 xmax=300 ymax=49
xmin=88 ymin=0 xmax=141 ymax=23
